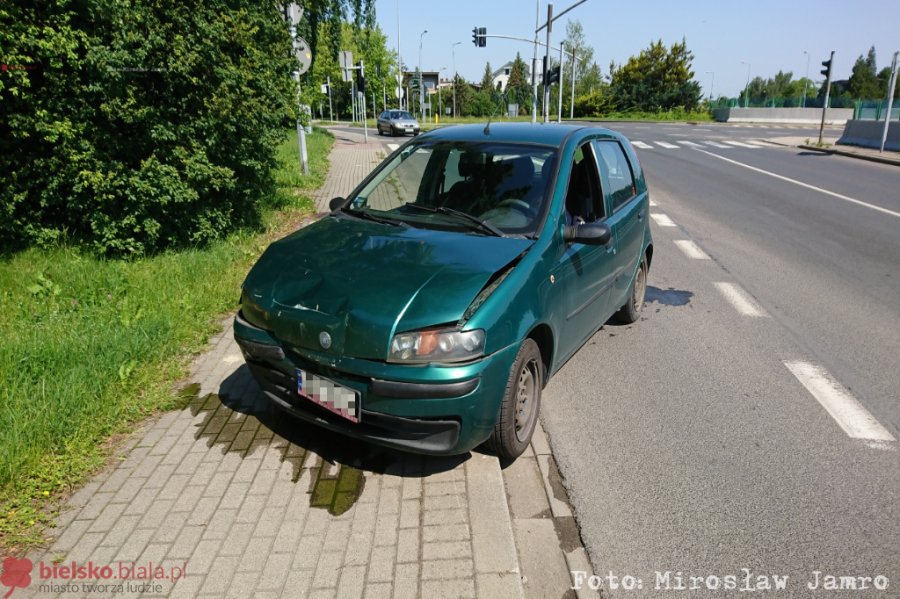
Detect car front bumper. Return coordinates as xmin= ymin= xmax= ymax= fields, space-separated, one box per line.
xmin=233 ymin=311 xmax=516 ymax=455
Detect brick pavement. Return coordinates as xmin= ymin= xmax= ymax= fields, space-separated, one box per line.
xmin=19 ymin=127 xmax=527 ymax=599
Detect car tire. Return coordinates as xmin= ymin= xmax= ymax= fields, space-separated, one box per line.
xmin=485 ymin=338 xmax=543 ymax=460
xmin=377 ymin=126 xmax=383 ymax=136
xmin=614 ymin=254 xmax=648 ymax=324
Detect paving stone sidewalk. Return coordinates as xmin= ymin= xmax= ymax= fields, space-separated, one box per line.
xmin=20 ymin=127 xmax=526 ymax=599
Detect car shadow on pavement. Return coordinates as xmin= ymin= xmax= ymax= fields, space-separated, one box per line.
xmin=191 ymin=364 xmax=468 ymax=480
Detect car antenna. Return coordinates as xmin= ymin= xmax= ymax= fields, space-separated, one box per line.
xmin=484 ymin=89 xmax=507 ymax=135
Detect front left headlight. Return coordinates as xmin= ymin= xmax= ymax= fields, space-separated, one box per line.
xmin=388 ymin=328 xmax=485 ymax=364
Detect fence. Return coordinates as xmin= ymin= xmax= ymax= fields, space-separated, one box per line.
xmin=853 ymin=100 xmax=900 ymax=121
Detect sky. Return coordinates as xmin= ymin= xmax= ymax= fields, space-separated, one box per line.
xmin=373 ymin=0 xmax=900 ymax=98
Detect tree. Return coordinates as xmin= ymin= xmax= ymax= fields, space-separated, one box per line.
xmin=877 ymin=66 xmax=900 ymax=100
xmin=848 ymin=46 xmax=882 ymax=99
xmin=506 ymin=53 xmax=532 ymax=114
xmin=609 ymin=38 xmax=702 ymax=112
xmin=453 ymin=74 xmax=476 ymax=116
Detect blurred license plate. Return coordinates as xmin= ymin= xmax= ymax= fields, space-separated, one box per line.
xmin=296 ymin=369 xmax=360 ymax=423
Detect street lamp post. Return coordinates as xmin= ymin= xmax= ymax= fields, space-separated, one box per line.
xmin=419 ymin=30 xmax=428 ymax=120
xmin=741 ymin=61 xmax=751 ymax=108
xmin=396 ymin=0 xmax=402 ymax=109
xmin=452 ymin=41 xmax=461 ymax=119
xmin=803 ymin=50 xmax=811 ymax=108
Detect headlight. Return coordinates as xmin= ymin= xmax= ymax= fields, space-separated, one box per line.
xmin=388 ymin=328 xmax=485 ymax=363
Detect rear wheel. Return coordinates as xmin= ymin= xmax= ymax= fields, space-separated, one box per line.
xmin=615 ymin=254 xmax=648 ymax=324
xmin=485 ymin=339 xmax=543 ymax=460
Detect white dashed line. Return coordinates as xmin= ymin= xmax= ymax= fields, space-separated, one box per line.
xmin=674 ymin=239 xmax=710 ymax=260
xmin=650 ymin=213 xmax=677 ymax=227
xmin=713 ymin=282 xmax=769 ymax=317
xmin=695 ymin=150 xmax=900 ymax=219
xmin=649 ymin=199 xmax=658 ymax=207
xmin=654 ymin=141 xmax=679 ymax=149
xmin=632 ymin=141 xmax=653 ymax=149
xmin=703 ymin=141 xmax=731 ymax=148
xmin=386 ymin=143 xmax=400 ymax=151
xmin=724 ymin=140 xmax=760 ymax=148
xmin=784 ymin=361 xmax=896 ymax=443
xmin=676 ymin=140 xmax=704 ymax=147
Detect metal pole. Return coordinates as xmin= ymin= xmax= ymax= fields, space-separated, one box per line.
xmin=531 ymin=0 xmax=539 ymax=124
xmin=819 ymin=51 xmax=834 ymax=145
xmin=570 ymin=44 xmax=576 ymax=119
xmin=452 ymin=41 xmax=461 ymax=119
xmin=361 ymin=61 xmax=368 ymax=142
xmin=880 ymin=51 xmax=898 ymax=153
xmin=543 ymin=3 xmax=553 ymax=123
xmin=557 ymin=42 xmax=564 ymax=122
xmin=419 ymin=30 xmax=428 ymax=121
xmin=327 ymin=76 xmax=333 ymax=122
xmin=396 ymin=0 xmax=402 ymax=110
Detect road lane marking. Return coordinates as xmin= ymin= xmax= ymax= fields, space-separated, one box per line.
xmin=724 ymin=140 xmax=759 ymax=148
xmin=674 ymin=239 xmax=711 ymax=259
xmin=677 ymin=140 xmax=704 ymax=147
xmin=695 ymin=149 xmax=900 ymax=219
xmin=650 ymin=213 xmax=677 ymax=227
xmin=713 ymin=282 xmax=769 ymax=317
xmin=386 ymin=143 xmax=400 ymax=151
xmin=654 ymin=141 xmax=679 ymax=149
xmin=632 ymin=141 xmax=653 ymax=149
xmin=649 ymin=199 xmax=658 ymax=206
xmin=784 ymin=361 xmax=896 ymax=442
xmin=704 ymin=141 xmax=731 ymax=148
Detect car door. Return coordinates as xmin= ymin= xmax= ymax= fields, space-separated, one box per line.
xmin=593 ymin=139 xmax=645 ymax=312
xmin=551 ymin=141 xmax=618 ymax=362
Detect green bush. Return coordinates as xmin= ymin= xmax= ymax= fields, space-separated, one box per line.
xmin=1 ymin=1 xmax=296 ymax=255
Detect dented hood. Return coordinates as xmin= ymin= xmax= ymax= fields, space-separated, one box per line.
xmin=241 ymin=216 xmax=531 ymax=359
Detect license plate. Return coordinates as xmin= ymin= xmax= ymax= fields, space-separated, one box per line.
xmin=296 ymin=369 xmax=360 ymax=423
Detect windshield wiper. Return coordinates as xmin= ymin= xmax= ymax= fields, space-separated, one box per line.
xmin=342 ymin=207 xmax=406 ymax=227
xmin=401 ymin=203 xmax=503 ymax=237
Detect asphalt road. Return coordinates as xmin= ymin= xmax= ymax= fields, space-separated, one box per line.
xmin=540 ymin=122 xmax=900 ymax=597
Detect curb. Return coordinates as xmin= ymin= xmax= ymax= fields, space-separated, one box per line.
xmin=797 ymin=144 xmax=900 ymax=167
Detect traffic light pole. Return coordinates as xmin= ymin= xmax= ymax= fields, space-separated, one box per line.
xmin=818 ymin=50 xmax=834 ymax=146
xmin=557 ymin=42 xmax=564 ymax=122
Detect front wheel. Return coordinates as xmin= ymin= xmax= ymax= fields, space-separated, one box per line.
xmin=485 ymin=339 xmax=543 ymax=460
xmin=614 ymin=254 xmax=648 ymax=324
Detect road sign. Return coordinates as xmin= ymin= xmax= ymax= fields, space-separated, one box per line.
xmin=340 ymin=51 xmax=353 ymax=81
xmin=295 ymin=36 xmax=311 ymax=75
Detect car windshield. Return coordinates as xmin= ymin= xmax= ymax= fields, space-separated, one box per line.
xmin=389 ymin=111 xmax=414 ymax=120
xmin=346 ymin=141 xmax=557 ymax=237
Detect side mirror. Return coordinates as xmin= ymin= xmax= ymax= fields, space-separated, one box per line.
xmin=563 ymin=222 xmax=612 ymax=245
xmin=329 ymin=196 xmax=346 ymax=211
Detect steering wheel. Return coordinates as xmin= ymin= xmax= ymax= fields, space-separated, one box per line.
xmin=497 ymin=198 xmax=532 ymax=216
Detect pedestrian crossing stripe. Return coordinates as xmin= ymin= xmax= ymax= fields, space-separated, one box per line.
xmin=629 ymin=139 xmax=781 ymax=150
xmin=704 ymin=141 xmax=730 ymax=148
xmin=654 ymin=141 xmax=679 ymax=149
xmin=631 ymin=141 xmax=653 ymax=149
xmin=386 ymin=143 xmax=400 ymax=151
xmin=724 ymin=140 xmax=761 ymax=148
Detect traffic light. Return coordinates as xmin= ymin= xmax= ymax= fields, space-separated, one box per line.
xmin=820 ymin=56 xmax=832 ymax=80
xmin=472 ymin=27 xmax=486 ymax=47
xmin=547 ymin=65 xmax=561 ymax=85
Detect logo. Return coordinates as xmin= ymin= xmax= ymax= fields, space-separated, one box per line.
xmin=1 ymin=557 xmax=33 ymax=598
xmin=318 ymin=331 xmax=332 ymax=349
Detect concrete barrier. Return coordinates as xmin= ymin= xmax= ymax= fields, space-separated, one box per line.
xmin=837 ymin=119 xmax=900 ymax=151
xmin=712 ymin=107 xmax=853 ymax=125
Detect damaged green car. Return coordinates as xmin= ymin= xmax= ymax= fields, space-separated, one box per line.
xmin=235 ymin=123 xmax=653 ymax=460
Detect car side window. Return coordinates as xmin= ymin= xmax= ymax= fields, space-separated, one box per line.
xmin=593 ymin=140 xmax=636 ymax=213
xmin=565 ymin=143 xmax=605 ymax=223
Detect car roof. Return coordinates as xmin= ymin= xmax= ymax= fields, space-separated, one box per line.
xmin=418 ymin=122 xmax=622 ymax=146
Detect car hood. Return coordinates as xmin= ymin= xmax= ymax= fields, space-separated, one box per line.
xmin=392 ymin=119 xmax=418 ymax=125
xmin=241 ymin=215 xmax=531 ymax=359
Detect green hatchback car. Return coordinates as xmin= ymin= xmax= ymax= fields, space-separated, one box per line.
xmin=235 ymin=123 xmax=653 ymax=459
